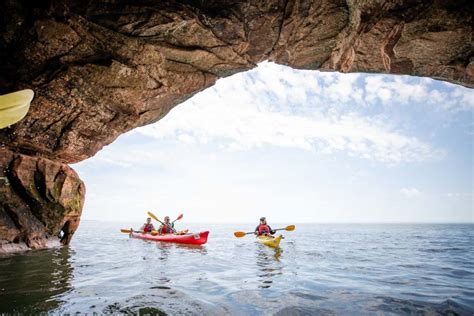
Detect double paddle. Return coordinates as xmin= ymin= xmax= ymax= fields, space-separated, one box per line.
xmin=120 ymin=212 xmax=183 ymax=235
xmin=234 ymin=225 xmax=296 ymax=238
xmin=120 ymin=228 xmax=159 ymax=236
xmin=147 ymin=211 xmax=183 ymax=233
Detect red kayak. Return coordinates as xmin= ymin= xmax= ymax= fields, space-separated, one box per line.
xmin=130 ymin=231 xmax=209 ymax=245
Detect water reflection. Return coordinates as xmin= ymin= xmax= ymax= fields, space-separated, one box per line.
xmin=155 ymin=242 xmax=172 ymax=261
xmin=173 ymin=243 xmax=208 ymax=254
xmin=152 ymin=242 xmax=208 ymax=261
xmin=0 ymin=247 xmax=73 ymax=313
xmin=255 ymin=247 xmax=283 ymax=289
xmin=2 ymin=223 xmax=471 ymax=314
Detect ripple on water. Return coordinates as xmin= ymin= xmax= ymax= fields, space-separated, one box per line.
xmin=370 ymin=296 xmax=473 ymax=315
xmin=0 ymin=222 xmax=473 ymax=314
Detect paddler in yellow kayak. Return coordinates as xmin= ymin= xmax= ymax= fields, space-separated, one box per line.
xmin=254 ymin=217 xmax=276 ymax=236
xmin=140 ymin=217 xmax=155 ymax=234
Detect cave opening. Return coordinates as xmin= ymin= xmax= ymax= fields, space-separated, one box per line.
xmin=59 ymin=220 xmax=71 ymax=244
xmin=72 ymin=62 xmax=474 ymax=225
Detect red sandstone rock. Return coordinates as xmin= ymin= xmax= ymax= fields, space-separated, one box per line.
xmin=0 ymin=0 xmax=471 ymax=163
xmin=0 ymin=148 xmax=84 ymax=253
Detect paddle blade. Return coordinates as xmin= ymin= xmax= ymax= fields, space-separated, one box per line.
xmin=0 ymin=89 xmax=34 ymax=129
xmin=147 ymin=211 xmax=160 ymax=222
xmin=234 ymin=231 xmax=246 ymax=238
xmin=285 ymin=225 xmax=296 ymax=231
xmin=120 ymin=229 xmax=132 ymax=233
xmin=175 ymin=214 xmax=183 ymax=221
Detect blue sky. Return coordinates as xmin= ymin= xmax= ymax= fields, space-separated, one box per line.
xmin=74 ymin=62 xmax=473 ymax=223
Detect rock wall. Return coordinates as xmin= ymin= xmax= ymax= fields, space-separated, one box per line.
xmin=0 ymin=0 xmax=472 ymax=251
xmin=0 ymin=148 xmax=84 ymax=253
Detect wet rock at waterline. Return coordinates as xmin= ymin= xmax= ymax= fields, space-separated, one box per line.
xmin=0 ymin=0 xmax=472 ymax=251
xmin=0 ymin=148 xmax=84 ymax=253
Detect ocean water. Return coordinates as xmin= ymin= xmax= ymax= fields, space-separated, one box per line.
xmin=0 ymin=222 xmax=473 ymax=315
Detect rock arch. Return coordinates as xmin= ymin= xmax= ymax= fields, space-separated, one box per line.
xmin=0 ymin=0 xmax=472 ymax=252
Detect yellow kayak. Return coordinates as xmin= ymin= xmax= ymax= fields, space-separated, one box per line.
xmin=0 ymin=89 xmax=34 ymax=129
xmin=256 ymin=235 xmax=283 ymax=248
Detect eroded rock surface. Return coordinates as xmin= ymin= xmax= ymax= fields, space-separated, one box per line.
xmin=0 ymin=0 xmax=472 ymax=251
xmin=1 ymin=0 xmax=472 ymax=162
xmin=0 ymin=148 xmax=84 ymax=253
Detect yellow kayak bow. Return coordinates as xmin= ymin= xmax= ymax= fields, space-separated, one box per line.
xmin=256 ymin=235 xmax=283 ymax=248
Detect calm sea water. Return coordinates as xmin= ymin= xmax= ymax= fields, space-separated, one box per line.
xmin=0 ymin=222 xmax=473 ymax=315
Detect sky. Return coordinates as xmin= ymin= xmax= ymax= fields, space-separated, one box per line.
xmin=73 ymin=62 xmax=474 ymax=223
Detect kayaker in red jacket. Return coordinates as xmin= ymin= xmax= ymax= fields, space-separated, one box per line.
xmin=255 ymin=217 xmax=276 ymax=236
xmin=159 ymin=216 xmax=175 ymax=234
xmin=140 ymin=217 xmax=155 ymax=233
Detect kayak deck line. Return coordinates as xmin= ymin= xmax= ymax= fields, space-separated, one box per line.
xmin=130 ymin=231 xmax=209 ymax=245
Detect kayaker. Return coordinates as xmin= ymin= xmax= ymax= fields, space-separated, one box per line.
xmin=140 ymin=217 xmax=155 ymax=234
xmin=159 ymin=216 xmax=175 ymax=234
xmin=255 ymin=217 xmax=276 ymax=236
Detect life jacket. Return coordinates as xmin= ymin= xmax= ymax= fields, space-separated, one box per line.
xmin=143 ymin=223 xmax=153 ymax=233
xmin=160 ymin=224 xmax=172 ymax=234
xmin=257 ymin=224 xmax=270 ymax=235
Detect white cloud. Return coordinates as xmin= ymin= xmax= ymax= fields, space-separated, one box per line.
xmin=138 ymin=99 xmax=441 ymax=163
xmin=400 ymin=187 xmax=422 ymax=198
xmin=323 ymin=73 xmax=363 ymax=104
xmin=73 ymin=62 xmax=473 ymax=223
xmin=135 ymin=62 xmax=445 ymax=164
xmin=364 ymin=75 xmax=474 ymax=111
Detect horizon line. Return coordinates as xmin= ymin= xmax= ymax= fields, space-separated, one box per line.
xmin=80 ymin=219 xmax=474 ymax=224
